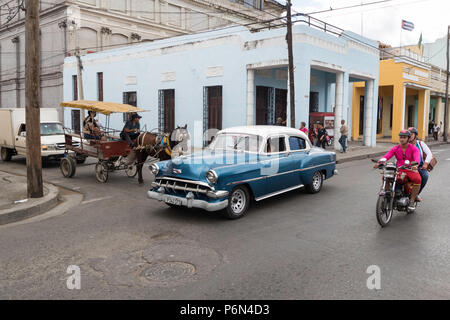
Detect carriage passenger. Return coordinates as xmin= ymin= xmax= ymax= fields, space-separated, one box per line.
xmin=83 ymin=111 xmax=106 ymax=141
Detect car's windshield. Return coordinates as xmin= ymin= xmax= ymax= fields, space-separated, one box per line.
xmin=209 ymin=133 xmax=263 ymax=153
xmin=40 ymin=123 xmax=64 ymax=136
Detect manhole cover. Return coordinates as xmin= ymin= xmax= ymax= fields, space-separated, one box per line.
xmin=142 ymin=261 xmax=196 ymax=283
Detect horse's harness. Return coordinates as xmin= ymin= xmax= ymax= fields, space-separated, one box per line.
xmin=135 ymin=131 xmax=172 ymax=160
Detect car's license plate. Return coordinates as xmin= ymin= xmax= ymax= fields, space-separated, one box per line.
xmin=165 ymin=196 xmax=182 ymax=206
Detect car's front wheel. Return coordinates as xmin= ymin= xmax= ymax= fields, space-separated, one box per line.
xmin=224 ymin=185 xmax=250 ymax=219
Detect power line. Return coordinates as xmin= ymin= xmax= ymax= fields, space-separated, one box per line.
xmin=305 ymin=0 xmax=393 ymax=15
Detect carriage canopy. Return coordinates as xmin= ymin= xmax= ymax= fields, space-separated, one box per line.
xmin=60 ymin=100 xmax=146 ymax=116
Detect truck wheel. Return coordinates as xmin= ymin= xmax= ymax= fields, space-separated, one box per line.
xmin=306 ymin=171 xmax=323 ymax=194
xmin=1 ymin=147 xmax=12 ymax=161
xmin=224 ymin=185 xmax=250 ymax=219
xmin=60 ymin=157 xmax=76 ymax=178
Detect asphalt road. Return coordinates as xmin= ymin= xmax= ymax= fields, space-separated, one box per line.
xmin=1 ymin=145 xmax=450 ymax=299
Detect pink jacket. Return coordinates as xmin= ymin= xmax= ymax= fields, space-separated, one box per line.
xmin=382 ymin=144 xmax=421 ymax=167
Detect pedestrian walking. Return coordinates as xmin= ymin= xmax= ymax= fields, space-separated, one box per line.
xmin=433 ymin=122 xmax=440 ymax=141
xmin=316 ymin=122 xmax=327 ymax=149
xmin=339 ymin=119 xmax=348 ymax=153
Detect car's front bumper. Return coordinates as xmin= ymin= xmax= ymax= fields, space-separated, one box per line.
xmin=147 ymin=190 xmax=228 ymax=212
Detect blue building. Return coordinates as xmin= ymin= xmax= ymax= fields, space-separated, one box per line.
xmin=63 ymin=20 xmax=380 ymax=148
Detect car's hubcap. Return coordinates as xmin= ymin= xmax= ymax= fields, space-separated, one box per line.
xmin=231 ymin=189 xmax=246 ymax=214
xmin=313 ymin=172 xmax=322 ymax=190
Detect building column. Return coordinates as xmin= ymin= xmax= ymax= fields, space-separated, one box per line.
xmin=334 ymin=72 xmax=344 ymax=150
xmin=392 ymin=83 xmax=405 ymax=143
xmin=364 ymin=79 xmax=374 ymax=146
xmin=417 ymin=89 xmax=429 ymax=140
xmin=247 ymin=69 xmax=255 ymax=125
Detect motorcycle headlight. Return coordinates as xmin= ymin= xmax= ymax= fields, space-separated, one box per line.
xmin=206 ymin=169 xmax=218 ymax=184
xmin=149 ymin=163 xmax=159 ymax=175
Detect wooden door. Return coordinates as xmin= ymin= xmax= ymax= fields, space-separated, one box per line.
xmin=208 ymin=86 xmax=222 ymax=130
xmin=275 ymin=89 xmax=287 ymax=125
xmin=256 ymin=86 xmax=269 ymax=125
xmin=164 ymin=89 xmax=175 ymax=132
xmin=71 ymin=110 xmax=80 ymax=134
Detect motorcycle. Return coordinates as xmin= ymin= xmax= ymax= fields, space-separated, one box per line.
xmin=374 ymin=160 xmax=418 ymax=227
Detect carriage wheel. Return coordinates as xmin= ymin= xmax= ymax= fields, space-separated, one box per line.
xmin=60 ymin=157 xmax=76 ymax=178
xmin=125 ymin=163 xmax=138 ymax=178
xmin=95 ymin=162 xmax=109 ymax=183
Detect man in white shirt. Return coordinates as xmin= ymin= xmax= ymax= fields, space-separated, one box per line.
xmin=408 ymin=127 xmax=432 ymax=202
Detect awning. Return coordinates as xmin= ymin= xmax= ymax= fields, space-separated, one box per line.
xmin=60 ymin=100 xmax=147 ymax=115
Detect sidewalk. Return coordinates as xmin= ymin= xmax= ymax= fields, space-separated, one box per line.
xmin=0 ymin=171 xmax=59 ymax=225
xmin=335 ymin=139 xmax=449 ymax=164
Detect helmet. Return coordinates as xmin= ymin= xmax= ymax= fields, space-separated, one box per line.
xmin=398 ymin=129 xmax=411 ymax=137
xmin=408 ymin=127 xmax=418 ymax=136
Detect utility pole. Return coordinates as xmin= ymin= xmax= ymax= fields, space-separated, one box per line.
xmin=286 ymin=0 xmax=295 ymax=128
xmin=25 ymin=0 xmax=43 ymax=198
xmin=444 ymin=25 xmax=449 ymax=142
xmin=75 ymin=47 xmax=85 ymax=119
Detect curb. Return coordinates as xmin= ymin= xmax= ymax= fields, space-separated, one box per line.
xmin=0 ymin=182 xmax=60 ymax=225
xmin=336 ymin=142 xmax=449 ymax=165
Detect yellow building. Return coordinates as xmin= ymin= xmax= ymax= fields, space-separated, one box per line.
xmin=352 ymin=53 xmax=431 ymax=143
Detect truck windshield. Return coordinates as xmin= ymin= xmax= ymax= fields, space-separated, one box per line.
xmin=209 ymin=133 xmax=263 ymax=153
xmin=40 ymin=123 xmax=64 ymax=136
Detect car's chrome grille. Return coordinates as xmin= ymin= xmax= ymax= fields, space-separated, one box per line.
xmin=152 ymin=177 xmax=213 ymax=195
xmin=56 ymin=142 xmax=78 ymax=150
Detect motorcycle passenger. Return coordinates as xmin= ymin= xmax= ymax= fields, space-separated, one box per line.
xmin=374 ymin=130 xmax=422 ymax=212
xmin=408 ymin=127 xmax=433 ymax=202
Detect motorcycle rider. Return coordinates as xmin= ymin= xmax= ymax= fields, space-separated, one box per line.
xmin=408 ymin=127 xmax=433 ymax=202
xmin=374 ymin=130 xmax=422 ymax=212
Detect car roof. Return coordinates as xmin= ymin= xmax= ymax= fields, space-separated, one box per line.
xmin=219 ymin=125 xmax=308 ymax=140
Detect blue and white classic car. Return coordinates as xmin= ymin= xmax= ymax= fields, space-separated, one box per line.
xmin=147 ymin=126 xmax=337 ymax=219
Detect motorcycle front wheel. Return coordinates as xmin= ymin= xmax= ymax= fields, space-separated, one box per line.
xmin=376 ymin=195 xmax=393 ymax=227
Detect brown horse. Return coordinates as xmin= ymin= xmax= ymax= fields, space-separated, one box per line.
xmin=134 ymin=125 xmax=190 ymax=184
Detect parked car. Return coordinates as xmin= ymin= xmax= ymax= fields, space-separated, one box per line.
xmin=147 ymin=125 xmax=337 ymax=219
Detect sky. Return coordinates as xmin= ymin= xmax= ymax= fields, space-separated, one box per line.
xmin=290 ymin=0 xmax=448 ymax=47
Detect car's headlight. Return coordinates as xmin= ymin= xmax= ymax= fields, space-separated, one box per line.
xmin=42 ymin=144 xmax=55 ymax=150
xmin=206 ymin=169 xmax=218 ymax=184
xmin=149 ymin=163 xmax=159 ymax=175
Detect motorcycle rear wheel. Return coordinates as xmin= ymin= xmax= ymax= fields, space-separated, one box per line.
xmin=376 ymin=195 xmax=393 ymax=227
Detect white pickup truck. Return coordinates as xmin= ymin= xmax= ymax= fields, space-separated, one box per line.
xmin=0 ymin=108 xmax=79 ymax=162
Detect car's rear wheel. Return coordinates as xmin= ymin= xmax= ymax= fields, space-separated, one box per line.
xmin=306 ymin=171 xmax=323 ymax=194
xmin=224 ymin=185 xmax=250 ymax=219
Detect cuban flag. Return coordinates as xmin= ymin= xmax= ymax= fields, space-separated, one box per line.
xmin=402 ymin=20 xmax=414 ymax=31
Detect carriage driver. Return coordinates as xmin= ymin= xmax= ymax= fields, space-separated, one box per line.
xmin=120 ymin=113 xmax=141 ymax=148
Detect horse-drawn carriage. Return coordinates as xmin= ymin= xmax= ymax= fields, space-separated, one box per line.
xmin=59 ymin=100 xmax=190 ymax=184
xmin=59 ymin=100 xmax=147 ymax=183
